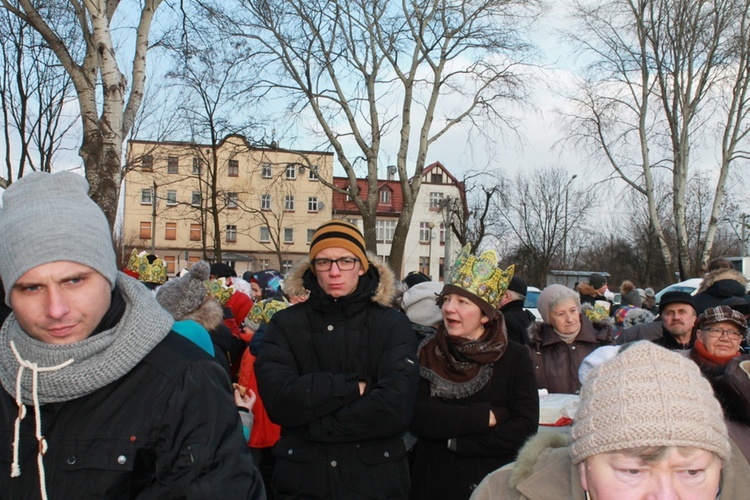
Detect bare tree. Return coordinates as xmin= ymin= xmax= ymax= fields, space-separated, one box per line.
xmin=195 ymin=0 xmax=540 ymax=274
xmin=561 ymin=0 xmax=750 ymax=279
xmin=0 ymin=0 xmax=165 ymax=226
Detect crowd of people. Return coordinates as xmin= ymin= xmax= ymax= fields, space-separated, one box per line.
xmin=1 ymin=170 xmax=750 ymax=499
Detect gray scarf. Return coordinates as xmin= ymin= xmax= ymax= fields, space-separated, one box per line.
xmin=0 ymin=273 xmax=173 ymax=404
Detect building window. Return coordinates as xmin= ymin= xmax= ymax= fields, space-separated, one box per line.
xmin=164 ymin=255 xmax=176 ymax=274
xmin=226 ymin=225 xmax=237 ymax=242
xmin=192 ymin=157 xmax=202 ymax=175
xmin=284 ymin=195 xmax=295 ymax=211
xmin=376 ymin=220 xmax=396 ymax=243
xmin=419 ymin=222 xmax=431 ymax=243
xmin=261 ymin=194 xmax=271 ymax=211
xmin=308 ymin=196 xmax=319 ymax=212
xmin=165 ymin=222 xmax=177 ymax=240
xmin=346 ymin=218 xmax=359 ymax=228
xmin=141 ymin=155 xmax=153 ymax=171
xmin=190 ymin=223 xmax=202 ymax=241
xmin=166 ymin=190 xmax=177 ymax=206
xmin=282 ymin=260 xmax=293 ymax=274
xmin=439 ymin=257 xmax=445 ymax=281
xmin=139 ymin=221 xmax=151 ymax=239
xmin=260 ymin=226 xmax=270 ymax=243
xmin=191 ymin=191 xmax=201 ymax=206
xmin=283 ymin=227 xmax=294 ymax=243
xmin=379 ymin=189 xmax=391 ymax=204
xmin=228 ymin=159 xmax=239 ymax=177
xmin=431 ymin=172 xmax=442 ymax=184
xmin=307 ymin=228 xmax=315 ymax=243
xmin=419 ymin=256 xmax=430 ymax=276
xmin=439 ymin=223 xmax=446 ymax=244
xmin=285 ymin=163 xmax=296 ymax=179
xmin=259 ymin=259 xmax=270 ymax=270
xmin=429 ymin=192 xmax=443 ymax=209
xmin=309 ymin=167 xmax=319 ymax=180
xmin=167 ymin=156 xmax=179 ymax=174
xmin=261 ymin=163 xmax=272 ymax=178
xmin=227 ymin=192 xmax=238 ymax=209
xmin=140 ymin=189 xmax=152 ymax=205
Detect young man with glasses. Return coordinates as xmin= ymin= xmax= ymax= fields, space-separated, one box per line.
xmin=255 ymin=219 xmax=420 ymax=499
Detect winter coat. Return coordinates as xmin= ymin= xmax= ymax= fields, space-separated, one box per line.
xmin=527 ymin=315 xmax=614 ymax=394
xmin=469 ymin=432 xmax=750 ymax=500
xmin=254 ymin=254 xmax=420 ymax=499
xmin=615 ymin=319 xmax=664 ymax=345
xmin=0 ymin=331 xmax=264 ymax=499
xmin=499 ymin=300 xmax=534 ymax=345
xmin=409 ymin=341 xmax=539 ymax=500
xmin=179 ymin=296 xmax=234 ymax=377
xmin=576 ymin=283 xmax=612 ymax=311
xmin=694 ymin=269 xmax=750 ymax=314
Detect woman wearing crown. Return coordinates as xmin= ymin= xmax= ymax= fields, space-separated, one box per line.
xmin=409 ymin=245 xmax=539 ymax=500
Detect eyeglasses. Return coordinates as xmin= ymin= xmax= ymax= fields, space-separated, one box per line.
xmin=702 ymin=327 xmax=744 ymax=341
xmin=312 ymin=257 xmax=360 ymax=272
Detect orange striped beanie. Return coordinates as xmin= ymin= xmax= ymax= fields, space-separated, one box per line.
xmin=309 ymin=220 xmax=369 ymax=273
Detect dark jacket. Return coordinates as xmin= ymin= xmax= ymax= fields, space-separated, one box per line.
xmin=499 ymin=300 xmax=533 ymax=345
xmin=693 ymin=269 xmax=750 ymax=314
xmin=255 ymin=255 xmax=420 ymax=499
xmin=0 ymin=332 xmax=264 ymax=499
xmin=409 ymin=341 xmax=538 ymax=500
xmin=615 ymin=320 xmax=664 ymax=345
xmin=576 ymin=283 xmax=612 ymax=311
xmin=527 ymin=315 xmax=614 ymax=394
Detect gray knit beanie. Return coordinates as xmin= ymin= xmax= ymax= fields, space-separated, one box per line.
xmin=570 ymin=341 xmax=729 ymax=464
xmin=401 ymin=281 xmax=444 ymax=327
xmin=0 ymin=171 xmax=117 ymax=304
xmin=156 ymin=260 xmax=210 ymax=320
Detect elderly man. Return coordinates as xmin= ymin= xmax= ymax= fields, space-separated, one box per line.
xmin=0 ymin=172 xmax=263 ymax=498
xmin=616 ymin=291 xmax=697 ymax=350
xmin=255 ymin=220 xmax=420 ymax=498
xmin=470 ymin=341 xmax=750 ymax=499
xmin=498 ymin=275 xmax=534 ymax=345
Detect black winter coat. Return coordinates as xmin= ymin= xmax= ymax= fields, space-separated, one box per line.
xmin=255 ymin=257 xmax=420 ymax=499
xmin=0 ymin=332 xmax=264 ymax=499
xmin=499 ymin=300 xmax=534 ymax=345
xmin=409 ymin=341 xmax=539 ymax=500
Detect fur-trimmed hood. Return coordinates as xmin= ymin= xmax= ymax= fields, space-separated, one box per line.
xmin=282 ymin=251 xmax=397 ymax=307
xmin=697 ymin=268 xmax=747 ymax=294
xmin=509 ymin=432 xmax=571 ymax=489
xmin=179 ymin=298 xmax=225 ymax=332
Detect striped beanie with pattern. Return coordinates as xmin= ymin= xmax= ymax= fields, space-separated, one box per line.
xmin=309 ymin=220 xmax=369 ymax=273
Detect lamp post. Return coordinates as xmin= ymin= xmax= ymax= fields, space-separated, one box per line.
xmin=428 ymin=221 xmax=435 ymax=279
xmin=563 ymin=174 xmax=577 ymax=269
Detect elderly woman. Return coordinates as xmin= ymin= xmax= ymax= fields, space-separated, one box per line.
xmin=528 ymin=284 xmax=613 ymax=394
xmin=409 ymin=245 xmax=539 ymax=500
xmin=690 ymin=305 xmax=750 ymax=462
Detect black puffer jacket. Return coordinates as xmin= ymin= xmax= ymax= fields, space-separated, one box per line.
xmin=694 ymin=269 xmax=750 ymax=314
xmin=0 ymin=332 xmax=264 ymax=499
xmin=255 ymin=255 xmax=420 ymax=499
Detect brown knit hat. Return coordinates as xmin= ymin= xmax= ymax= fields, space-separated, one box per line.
xmin=570 ymin=341 xmax=729 ymax=464
xmin=309 ymin=220 xmax=369 ymax=273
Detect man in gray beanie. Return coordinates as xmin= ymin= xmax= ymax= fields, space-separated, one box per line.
xmin=470 ymin=341 xmax=750 ymax=499
xmin=0 ymin=171 xmax=264 ymax=498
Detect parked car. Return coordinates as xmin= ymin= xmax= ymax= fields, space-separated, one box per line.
xmin=524 ymin=286 xmax=542 ymax=322
xmin=654 ymin=278 xmax=703 ymax=304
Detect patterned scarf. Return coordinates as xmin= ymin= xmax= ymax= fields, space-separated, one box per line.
xmin=418 ymin=315 xmax=508 ymax=399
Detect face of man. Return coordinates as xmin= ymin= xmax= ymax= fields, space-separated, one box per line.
xmin=579 ymin=447 xmax=722 ymax=500
xmin=313 ymin=247 xmax=365 ymax=298
xmin=661 ymin=303 xmax=697 ymax=341
xmin=10 ymin=261 xmax=112 ymax=345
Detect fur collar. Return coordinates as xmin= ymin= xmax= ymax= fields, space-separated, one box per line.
xmin=510 ymin=432 xmax=571 ymax=488
xmin=698 ymin=268 xmax=747 ymax=293
xmin=282 ymin=251 xmax=397 ymax=307
xmin=180 ymin=299 xmax=225 ymax=331
xmin=576 ymin=283 xmax=600 ymax=298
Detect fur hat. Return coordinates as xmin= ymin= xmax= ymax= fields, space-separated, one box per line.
xmin=0 ymin=171 xmax=117 ymax=303
xmin=571 ymin=341 xmax=729 ymax=464
xmin=401 ymin=281 xmax=444 ymax=327
xmin=156 ymin=260 xmax=210 ymax=320
xmin=309 ymin=219 xmax=369 ymax=273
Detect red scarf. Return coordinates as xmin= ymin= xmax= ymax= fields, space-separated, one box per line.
xmin=693 ymin=339 xmax=741 ymax=366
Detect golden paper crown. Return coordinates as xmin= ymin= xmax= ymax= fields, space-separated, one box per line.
xmin=446 ymin=244 xmax=514 ymax=309
xmin=125 ymin=249 xmax=167 ymax=285
xmin=205 ymin=277 xmax=234 ymax=305
xmin=246 ymin=297 xmax=290 ymax=330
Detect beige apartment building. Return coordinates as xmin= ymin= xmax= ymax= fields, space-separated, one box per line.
xmin=122 ymin=134 xmax=334 ymax=276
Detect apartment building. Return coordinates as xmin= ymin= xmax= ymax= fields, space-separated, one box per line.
xmin=123 ymin=134 xmax=333 ymax=276
xmin=332 ymin=162 xmax=466 ymax=281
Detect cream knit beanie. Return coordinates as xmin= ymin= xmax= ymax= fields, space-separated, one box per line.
xmin=570 ymin=341 xmax=729 ymax=464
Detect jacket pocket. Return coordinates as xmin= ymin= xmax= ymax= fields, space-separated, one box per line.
xmin=57 ymin=436 xmax=138 ymax=472
xmin=355 ymin=436 xmax=407 ymax=465
xmin=271 ymin=435 xmax=318 ymax=463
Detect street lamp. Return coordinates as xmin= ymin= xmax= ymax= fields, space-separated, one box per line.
xmin=428 ymin=221 xmax=435 ymax=280
xmin=563 ymin=174 xmax=577 ymax=269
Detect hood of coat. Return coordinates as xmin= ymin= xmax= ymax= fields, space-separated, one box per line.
xmin=179 ymin=298 xmax=225 ymax=332
xmin=697 ymin=268 xmax=747 ymax=294
xmin=283 ymin=251 xmax=397 ymax=307
xmin=510 ymin=432 xmax=572 ymax=489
